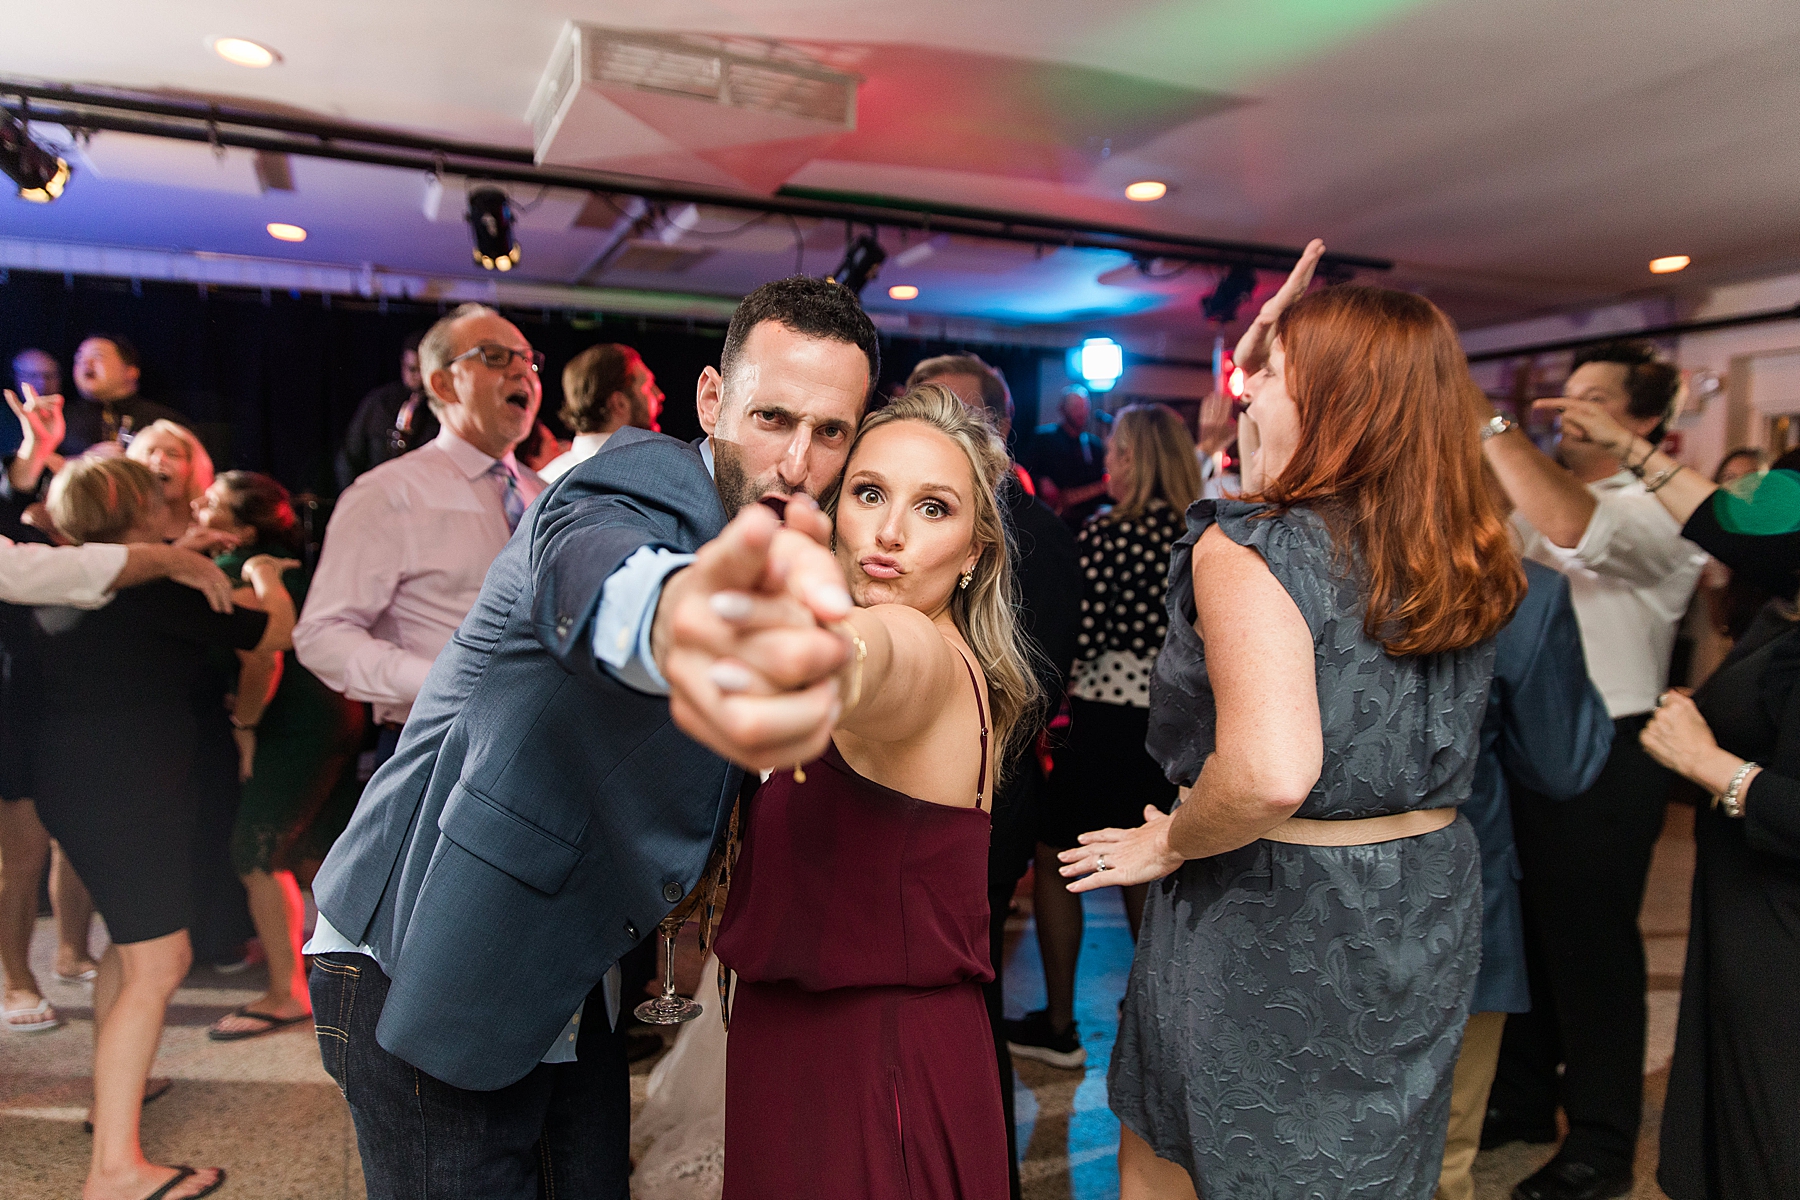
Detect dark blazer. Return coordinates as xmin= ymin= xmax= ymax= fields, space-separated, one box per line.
xmin=310 ymin=427 xmax=741 ymax=1090
xmin=1467 ymin=558 xmax=1612 ymax=1013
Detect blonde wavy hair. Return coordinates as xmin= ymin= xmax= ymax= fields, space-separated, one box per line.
xmin=1105 ymin=403 xmax=1201 ymax=522
xmin=834 ymin=384 xmax=1044 ymax=778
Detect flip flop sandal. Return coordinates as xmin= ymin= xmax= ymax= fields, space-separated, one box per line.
xmin=83 ymin=1078 xmax=173 ymax=1133
xmin=138 ymin=1165 xmax=226 ymax=1200
xmin=206 ymin=1005 xmax=311 ymax=1042
xmin=54 ymin=963 xmax=99 ymax=983
xmin=1 ymin=998 xmax=62 ymax=1033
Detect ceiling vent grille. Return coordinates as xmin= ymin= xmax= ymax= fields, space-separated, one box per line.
xmin=529 ymin=25 xmax=859 ymax=187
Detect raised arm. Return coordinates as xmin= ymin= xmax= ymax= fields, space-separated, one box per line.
xmin=830 ymin=602 xmax=967 ymax=745
xmin=4 ymin=384 xmax=65 ymax=497
xmin=1480 ymin=399 xmax=1599 ymax=548
xmin=1061 ymin=524 xmax=1321 ymax=890
xmin=1535 ymin=397 xmax=1714 ymax=527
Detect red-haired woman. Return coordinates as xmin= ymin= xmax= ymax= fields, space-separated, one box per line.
xmin=1062 ymin=243 xmax=1524 ymax=1200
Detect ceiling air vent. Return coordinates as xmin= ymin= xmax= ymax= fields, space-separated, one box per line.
xmin=528 ymin=23 xmax=860 ymax=193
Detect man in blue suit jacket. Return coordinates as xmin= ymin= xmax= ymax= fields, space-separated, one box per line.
xmin=306 ymin=277 xmax=880 ymax=1200
xmin=1437 ymin=559 xmax=1614 ymax=1200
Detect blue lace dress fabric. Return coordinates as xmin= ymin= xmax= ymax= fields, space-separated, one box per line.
xmin=1112 ymin=499 xmax=1493 ymax=1199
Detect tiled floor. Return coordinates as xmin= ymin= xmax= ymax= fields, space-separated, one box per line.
xmin=1 ymin=806 xmax=1694 ymax=1200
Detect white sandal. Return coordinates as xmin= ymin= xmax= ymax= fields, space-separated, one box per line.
xmin=2 ymin=997 xmax=63 ymax=1033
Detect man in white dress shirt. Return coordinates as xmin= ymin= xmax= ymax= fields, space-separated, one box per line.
xmin=537 ymin=342 xmax=664 ymax=483
xmin=1478 ymin=341 xmax=1706 ymax=1200
xmin=294 ymin=303 xmax=545 ymax=763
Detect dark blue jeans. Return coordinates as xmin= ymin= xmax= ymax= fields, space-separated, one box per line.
xmin=310 ymin=953 xmax=629 ymax=1200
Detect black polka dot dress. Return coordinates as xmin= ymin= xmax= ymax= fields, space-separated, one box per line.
xmin=1039 ymin=501 xmax=1185 ymax=849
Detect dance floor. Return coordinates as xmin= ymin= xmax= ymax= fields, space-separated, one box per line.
xmin=0 ymin=806 xmax=1694 ymax=1200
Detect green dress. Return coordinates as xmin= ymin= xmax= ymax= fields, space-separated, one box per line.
xmin=216 ymin=545 xmax=367 ymax=874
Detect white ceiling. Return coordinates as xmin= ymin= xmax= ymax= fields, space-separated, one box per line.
xmin=3 ymin=0 xmax=1797 ymax=355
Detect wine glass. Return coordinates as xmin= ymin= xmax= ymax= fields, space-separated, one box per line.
xmin=634 ymin=911 xmax=703 ymax=1025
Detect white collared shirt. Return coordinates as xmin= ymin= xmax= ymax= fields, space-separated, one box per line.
xmin=537 ymin=430 xmax=615 ymax=483
xmin=1515 ymin=471 xmax=1707 ymax=719
xmin=0 ymin=537 xmax=127 ymax=608
xmin=294 ymin=426 xmax=544 ymax=724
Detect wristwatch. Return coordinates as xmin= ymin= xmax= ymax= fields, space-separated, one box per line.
xmin=1480 ymin=414 xmax=1516 ymax=441
xmin=1716 ymin=761 xmax=1758 ymax=819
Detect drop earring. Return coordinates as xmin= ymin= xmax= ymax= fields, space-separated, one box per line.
xmin=959 ymin=571 xmax=973 ymax=590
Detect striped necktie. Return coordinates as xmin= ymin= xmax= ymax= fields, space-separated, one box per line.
xmin=489 ymin=460 xmax=525 ymax=533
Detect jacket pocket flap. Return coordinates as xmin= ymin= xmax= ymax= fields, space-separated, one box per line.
xmin=439 ymin=782 xmax=582 ymax=895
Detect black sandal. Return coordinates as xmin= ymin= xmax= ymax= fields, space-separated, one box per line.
xmin=206 ymin=1006 xmax=311 ymax=1042
xmin=139 ymin=1165 xmax=226 ymax=1200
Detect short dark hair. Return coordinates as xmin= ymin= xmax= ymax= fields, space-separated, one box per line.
xmin=905 ymin=353 xmax=1012 ymax=424
xmin=87 ymin=333 xmax=141 ymax=369
xmin=720 ymin=277 xmax=880 ymax=402
xmin=1570 ymin=340 xmax=1680 ymax=446
xmin=561 ymin=343 xmax=642 ymax=433
xmin=401 ymin=330 xmax=425 ymax=355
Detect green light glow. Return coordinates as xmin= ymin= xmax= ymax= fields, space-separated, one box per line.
xmin=1094 ymin=0 xmax=1439 ymax=88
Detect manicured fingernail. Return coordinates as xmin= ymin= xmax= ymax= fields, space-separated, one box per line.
xmin=709 ymin=662 xmax=755 ymax=692
xmin=808 ymin=584 xmax=852 ymax=617
xmin=710 ymin=592 xmax=753 ymax=621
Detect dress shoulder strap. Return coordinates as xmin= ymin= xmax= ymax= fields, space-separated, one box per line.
xmin=954 ymin=650 xmax=990 ymax=808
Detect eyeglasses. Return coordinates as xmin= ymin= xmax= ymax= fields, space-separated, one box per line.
xmin=449 ymin=343 xmax=545 ymax=374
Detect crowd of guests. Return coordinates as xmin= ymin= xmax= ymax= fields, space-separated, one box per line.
xmin=0 ymin=255 xmax=1794 ymax=1200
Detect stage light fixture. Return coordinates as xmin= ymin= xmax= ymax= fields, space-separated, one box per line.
xmin=1074 ymin=337 xmax=1125 ymax=393
xmin=1 ymin=110 xmax=70 ymax=203
xmin=212 ymin=37 xmax=281 ymax=68
xmin=467 ymin=186 xmax=521 ymax=272
xmin=266 ymin=222 xmax=307 ymax=242
xmin=887 ymin=284 xmax=919 ymax=300
xmin=1650 ymin=255 xmax=1691 ymax=274
xmin=1201 ymin=265 xmax=1258 ymax=324
xmin=828 ymin=232 xmax=887 ymax=298
xmin=1124 ymin=180 xmax=1167 ymax=202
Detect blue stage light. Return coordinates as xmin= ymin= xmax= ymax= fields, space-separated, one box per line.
xmin=1074 ymin=337 xmax=1124 ymax=392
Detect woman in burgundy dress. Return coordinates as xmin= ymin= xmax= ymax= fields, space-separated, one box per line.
xmin=714 ymin=384 xmax=1042 ymax=1199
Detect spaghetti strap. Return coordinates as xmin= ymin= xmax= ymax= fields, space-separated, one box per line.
xmin=954 ymin=650 xmax=990 ymax=808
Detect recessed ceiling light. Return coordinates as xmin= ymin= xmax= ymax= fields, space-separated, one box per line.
xmin=887 ymin=284 xmax=919 ymax=300
xmin=267 ymin=222 xmax=307 ymax=242
xmin=1649 ymin=255 xmax=1691 ymax=274
xmin=212 ymin=37 xmax=281 ymax=68
xmin=1124 ymin=181 xmax=1167 ymax=202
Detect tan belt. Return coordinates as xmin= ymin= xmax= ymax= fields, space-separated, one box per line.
xmin=1264 ymin=808 xmax=1456 ymax=846
xmin=1175 ymin=789 xmax=1458 ymax=846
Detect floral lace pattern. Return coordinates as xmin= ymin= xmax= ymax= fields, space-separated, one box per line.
xmin=1116 ymin=499 xmax=1491 ymax=1197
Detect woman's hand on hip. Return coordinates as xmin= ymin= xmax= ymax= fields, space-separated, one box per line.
xmin=1059 ymin=806 xmax=1185 ymax=892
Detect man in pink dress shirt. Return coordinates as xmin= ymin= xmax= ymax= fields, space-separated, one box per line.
xmin=295 ymin=303 xmax=545 ymax=762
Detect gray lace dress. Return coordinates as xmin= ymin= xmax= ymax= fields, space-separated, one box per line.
xmin=1111 ymin=499 xmax=1491 ymax=1199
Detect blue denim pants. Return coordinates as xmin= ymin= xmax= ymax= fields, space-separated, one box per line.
xmin=310 ymin=952 xmax=629 ymax=1200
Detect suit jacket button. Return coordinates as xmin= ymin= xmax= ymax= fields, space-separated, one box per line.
xmin=556 ymin=614 xmax=572 ymax=636
xmin=662 ymin=881 xmax=683 ymax=903
xmin=624 ymin=921 xmax=639 ymax=941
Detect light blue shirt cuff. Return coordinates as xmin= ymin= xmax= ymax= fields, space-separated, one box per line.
xmin=593 ymin=545 xmax=696 ymax=696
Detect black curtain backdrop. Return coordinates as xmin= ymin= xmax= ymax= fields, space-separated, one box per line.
xmin=0 ymin=269 xmax=1058 ymax=495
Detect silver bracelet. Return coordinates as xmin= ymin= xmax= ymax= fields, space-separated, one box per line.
xmin=1716 ymin=760 xmax=1758 ymax=819
xmin=1643 ymin=464 xmax=1683 ymax=494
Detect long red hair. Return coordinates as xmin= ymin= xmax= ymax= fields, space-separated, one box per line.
xmin=1258 ymin=285 xmax=1522 ymax=656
